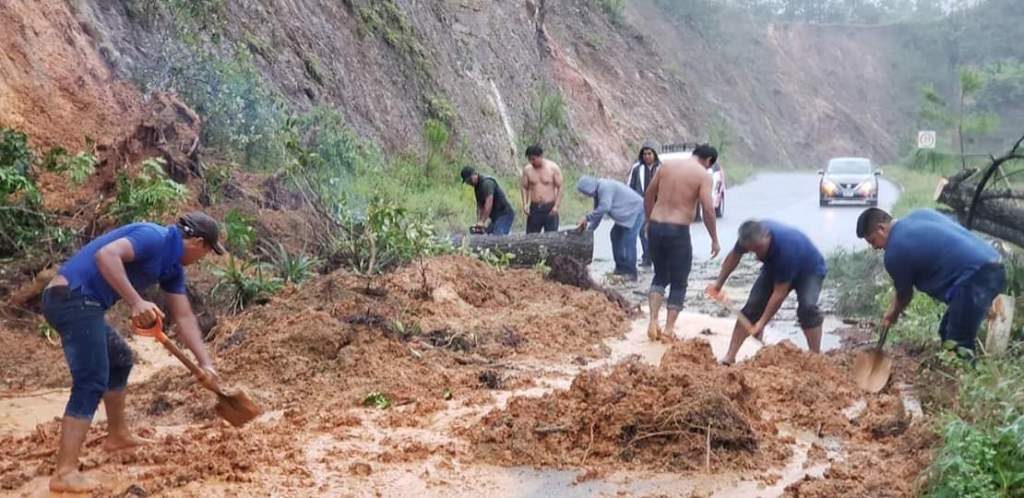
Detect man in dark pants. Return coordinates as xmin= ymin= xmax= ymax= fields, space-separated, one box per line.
xmin=462 ymin=166 xmax=515 ymax=235
xmin=857 ymin=207 xmax=1005 ymax=354
xmin=626 ymin=142 xmax=661 ymax=267
xmin=41 ymin=212 xmax=224 ymax=493
xmin=709 ymin=220 xmax=827 ymax=365
xmin=520 ymin=144 xmax=564 ymax=233
xmin=643 ymin=144 xmax=721 ymax=341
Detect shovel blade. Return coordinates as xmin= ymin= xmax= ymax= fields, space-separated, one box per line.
xmin=853 ymin=350 xmax=893 ymax=393
xmin=214 ymin=389 xmax=262 ymax=427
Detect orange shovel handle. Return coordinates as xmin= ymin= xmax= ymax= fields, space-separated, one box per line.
xmin=134 ymin=316 xmax=216 ymax=392
xmin=133 ymin=315 xmax=168 ymax=342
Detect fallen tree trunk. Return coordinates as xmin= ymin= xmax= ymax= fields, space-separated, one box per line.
xmin=450 ymin=230 xmax=593 ymax=267
xmin=937 ymin=169 xmax=1024 ymax=248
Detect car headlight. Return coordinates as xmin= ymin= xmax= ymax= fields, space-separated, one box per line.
xmin=857 ymin=181 xmax=876 ymax=195
xmin=821 ymin=179 xmax=838 ymax=195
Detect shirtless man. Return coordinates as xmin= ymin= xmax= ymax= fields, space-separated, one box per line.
xmin=644 ymin=144 xmax=721 ymax=341
xmin=520 ymin=144 xmax=564 ymax=233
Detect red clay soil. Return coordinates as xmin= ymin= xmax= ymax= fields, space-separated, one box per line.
xmin=0 ymin=323 xmax=68 ymax=391
xmin=1 ymin=256 xmax=628 ymax=494
xmin=470 ymin=339 xmax=935 ymax=489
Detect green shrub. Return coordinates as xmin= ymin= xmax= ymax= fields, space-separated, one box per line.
xmin=827 ymin=249 xmax=888 ymax=318
xmin=326 ymin=197 xmax=449 ymax=275
xmin=201 ymin=162 xmax=232 ymax=204
xmin=875 ymin=288 xmax=946 ymax=349
xmin=210 ymin=255 xmax=282 ymax=313
xmin=927 ymin=351 xmax=1024 ymax=497
xmin=42 ymin=148 xmax=98 ymax=186
xmin=423 ymin=118 xmax=450 ymax=178
xmin=0 ymin=128 xmax=48 ymax=257
xmin=596 ymin=0 xmax=627 ymax=26
xmin=109 ymin=158 xmax=189 ymax=224
xmin=223 ymin=208 xmax=256 ymax=255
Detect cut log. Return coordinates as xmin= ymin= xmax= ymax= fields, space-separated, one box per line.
xmin=937 ymin=171 xmax=1024 ymax=248
xmin=451 ymin=230 xmax=593 ymax=267
xmin=984 ymin=294 xmax=1014 ymax=357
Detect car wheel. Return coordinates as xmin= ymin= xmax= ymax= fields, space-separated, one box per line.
xmin=819 ymin=196 xmax=828 ymax=207
xmin=715 ymin=196 xmax=724 ymax=218
xmin=868 ymin=199 xmax=878 ymax=207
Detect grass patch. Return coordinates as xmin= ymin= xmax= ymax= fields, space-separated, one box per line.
xmin=723 ymin=162 xmax=757 ymax=187
xmin=345 ymin=159 xmax=592 ymax=233
xmin=883 ymin=164 xmax=946 ymax=217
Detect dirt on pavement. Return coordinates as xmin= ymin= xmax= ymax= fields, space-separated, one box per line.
xmin=0 ymin=256 xmax=936 ymax=497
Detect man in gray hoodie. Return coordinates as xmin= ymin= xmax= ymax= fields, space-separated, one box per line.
xmin=575 ymin=176 xmax=645 ymax=280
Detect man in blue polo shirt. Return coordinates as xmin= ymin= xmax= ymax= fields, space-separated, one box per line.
xmin=708 ymin=219 xmax=828 ymax=365
xmin=857 ymin=207 xmax=1005 ymax=353
xmin=40 ymin=212 xmax=225 ymax=493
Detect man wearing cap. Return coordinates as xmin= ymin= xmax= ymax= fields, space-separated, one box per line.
xmin=709 ymin=219 xmax=827 ymax=365
xmin=856 ymin=207 xmax=1005 ymax=354
xmin=40 ymin=212 xmax=225 ymax=493
xmin=461 ymin=166 xmax=515 ymax=236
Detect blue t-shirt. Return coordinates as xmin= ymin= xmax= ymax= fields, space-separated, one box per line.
xmin=739 ymin=220 xmax=827 ymax=285
xmin=884 ymin=209 xmax=999 ymax=302
xmin=58 ymin=223 xmax=187 ymax=309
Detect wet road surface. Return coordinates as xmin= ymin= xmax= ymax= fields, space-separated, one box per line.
xmin=591 ymin=171 xmax=900 ymax=273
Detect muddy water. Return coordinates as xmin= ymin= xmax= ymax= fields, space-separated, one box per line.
xmin=0 ymin=338 xmax=182 ymax=437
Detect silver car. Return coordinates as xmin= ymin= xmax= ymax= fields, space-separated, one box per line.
xmin=818 ymin=157 xmax=880 ymax=207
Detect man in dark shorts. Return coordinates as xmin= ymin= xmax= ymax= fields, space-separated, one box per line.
xmin=643 ymin=144 xmax=721 ymax=341
xmin=40 ymin=212 xmax=224 ymax=493
xmin=708 ymin=219 xmax=827 ymax=365
xmin=520 ymin=144 xmax=564 ymax=233
xmin=857 ymin=207 xmax=1005 ymax=354
xmin=462 ymin=166 xmax=515 ymax=235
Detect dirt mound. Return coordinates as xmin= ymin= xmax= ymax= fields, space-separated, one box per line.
xmin=785 ymin=423 xmax=936 ymax=497
xmin=0 ymin=323 xmax=67 ymax=391
xmin=468 ymin=340 xmax=878 ymax=474
xmin=130 ymin=255 xmax=626 ymax=426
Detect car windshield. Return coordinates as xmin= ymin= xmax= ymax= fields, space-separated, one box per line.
xmin=828 ymin=160 xmax=871 ymax=175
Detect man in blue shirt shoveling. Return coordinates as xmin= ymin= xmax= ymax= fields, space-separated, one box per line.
xmin=856 ymin=207 xmax=1005 ymax=354
xmin=708 ymin=219 xmax=828 ymax=365
xmin=40 ymin=212 xmax=225 ymax=493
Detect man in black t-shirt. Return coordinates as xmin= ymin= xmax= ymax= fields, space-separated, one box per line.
xmin=461 ymin=166 xmax=515 ymax=235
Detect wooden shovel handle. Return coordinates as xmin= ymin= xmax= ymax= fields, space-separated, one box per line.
xmin=706 ymin=289 xmax=759 ymax=338
xmin=135 ymin=317 xmax=223 ymax=396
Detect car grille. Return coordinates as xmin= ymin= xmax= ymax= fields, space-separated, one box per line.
xmin=839 ymin=182 xmax=858 ymax=190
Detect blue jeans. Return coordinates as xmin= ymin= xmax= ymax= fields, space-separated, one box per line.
xmin=610 ymin=212 xmax=644 ymax=277
xmin=939 ymin=264 xmax=1006 ymax=352
xmin=741 ymin=270 xmax=825 ymax=329
xmin=487 ymin=212 xmax=515 ymax=236
xmin=648 ymin=221 xmax=693 ymax=309
xmin=42 ymin=287 xmax=134 ymax=420
xmin=638 ymin=217 xmax=650 ymax=264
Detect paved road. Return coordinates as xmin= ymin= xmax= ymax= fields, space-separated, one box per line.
xmin=591 ymin=172 xmax=900 ymax=274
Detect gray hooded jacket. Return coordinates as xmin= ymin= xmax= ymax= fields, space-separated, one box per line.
xmin=576 ymin=176 xmax=644 ymax=231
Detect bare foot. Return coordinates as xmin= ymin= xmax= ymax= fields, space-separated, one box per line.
xmin=49 ymin=470 xmax=98 ymax=493
xmin=647 ymin=322 xmax=661 ymax=341
xmin=103 ymin=433 xmax=154 ymax=452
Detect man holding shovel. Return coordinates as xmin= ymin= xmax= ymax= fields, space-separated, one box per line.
xmin=709 ymin=220 xmax=827 ymax=365
xmin=40 ymin=212 xmax=224 ymax=493
xmin=856 ymin=207 xmax=1005 ymax=355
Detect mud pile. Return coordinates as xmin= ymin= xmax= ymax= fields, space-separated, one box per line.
xmin=469 ymin=340 xmax=875 ymax=474
xmin=133 ymin=255 xmax=627 ymax=424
